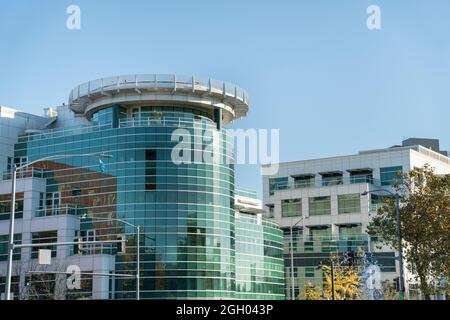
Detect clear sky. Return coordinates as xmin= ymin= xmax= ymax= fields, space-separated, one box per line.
xmin=1 ymin=0 xmax=449 ymax=196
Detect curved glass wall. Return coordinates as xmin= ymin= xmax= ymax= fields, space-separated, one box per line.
xmin=14 ymin=104 xmax=285 ymax=299
xmin=235 ymin=214 xmax=285 ymax=299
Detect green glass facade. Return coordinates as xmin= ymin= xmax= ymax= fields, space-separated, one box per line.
xmin=14 ymin=104 xmax=285 ymax=299
xmin=235 ymin=214 xmax=284 ymax=299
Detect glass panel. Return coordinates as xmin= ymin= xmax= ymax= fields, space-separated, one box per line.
xmin=309 ymin=196 xmax=331 ymax=215
xmin=380 ymin=166 xmax=403 ymax=186
xmin=338 ymin=194 xmax=361 ymax=214
xmin=281 ymin=198 xmax=302 ymax=217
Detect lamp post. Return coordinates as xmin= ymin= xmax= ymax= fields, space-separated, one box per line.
xmin=361 ymin=189 xmax=405 ymax=299
xmin=80 ymin=215 xmax=141 ymax=300
xmin=4 ymin=152 xmax=112 ymax=301
xmin=316 ymin=238 xmax=338 ymax=300
xmin=290 ymin=216 xmax=307 ymax=300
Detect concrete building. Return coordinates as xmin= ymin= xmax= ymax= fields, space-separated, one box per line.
xmin=0 ymin=75 xmax=285 ymax=300
xmin=262 ymin=139 xmax=450 ymax=299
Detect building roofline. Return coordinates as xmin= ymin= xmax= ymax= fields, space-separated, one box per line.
xmin=68 ymin=74 xmax=250 ymax=125
xmin=262 ymin=144 xmax=450 ymax=168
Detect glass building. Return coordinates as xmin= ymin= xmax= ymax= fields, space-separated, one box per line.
xmin=2 ymin=75 xmax=285 ymax=299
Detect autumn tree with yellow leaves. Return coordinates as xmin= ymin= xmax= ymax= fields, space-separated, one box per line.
xmin=304 ymin=254 xmax=362 ymax=300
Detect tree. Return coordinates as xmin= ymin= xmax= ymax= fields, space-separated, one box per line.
xmin=304 ymin=254 xmax=361 ymax=300
xmin=379 ymin=280 xmax=400 ymax=300
xmin=367 ymin=165 xmax=450 ymax=300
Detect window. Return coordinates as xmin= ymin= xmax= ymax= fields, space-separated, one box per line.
xmin=338 ymin=194 xmax=361 ymax=214
xmin=350 ymin=173 xmax=373 ymax=184
xmin=309 ymin=196 xmax=331 ymax=215
xmin=269 ymin=177 xmax=288 ymax=195
xmin=14 ymin=156 xmax=28 ymax=168
xmin=321 ymin=173 xmax=343 ymax=186
xmin=145 ymin=149 xmax=156 ymax=190
xmin=50 ymin=192 xmax=61 ymax=215
xmin=0 ymin=276 xmax=20 ymax=300
xmin=309 ymin=226 xmax=331 ymax=240
xmin=7 ymin=157 xmax=12 ymax=171
xmin=52 ymin=192 xmax=60 ymax=207
xmin=281 ymin=199 xmax=302 ymax=217
xmin=0 ymin=234 xmax=22 ymax=261
xmin=0 ymin=193 xmax=24 ymax=220
xmin=39 ymin=193 xmax=45 ymax=209
xmin=380 ymin=166 xmax=403 ymax=186
xmin=294 ymin=175 xmax=314 ymax=188
xmin=305 ymin=267 xmax=315 ymax=278
xmin=339 ymin=225 xmax=362 ymax=236
xmin=32 ymin=231 xmax=57 ymax=259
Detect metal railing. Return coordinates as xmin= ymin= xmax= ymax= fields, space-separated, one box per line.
xmin=271 ymin=176 xmax=381 ymax=192
xmin=283 ymin=234 xmax=373 ymax=254
xmin=2 ymin=168 xmax=44 ymax=180
xmin=118 ymin=116 xmax=217 ymax=130
xmin=34 ymin=205 xmax=87 ymax=218
xmin=17 ymin=123 xmax=113 ymax=143
xmin=15 ymin=113 xmax=232 ymax=145
xmin=69 ymin=74 xmax=250 ymax=106
xmin=235 ymin=188 xmax=258 ymax=199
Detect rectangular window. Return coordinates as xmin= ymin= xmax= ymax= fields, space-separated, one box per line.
xmin=339 ymin=225 xmax=362 ymax=236
xmin=0 ymin=234 xmax=22 ymax=261
xmin=0 ymin=276 xmax=20 ymax=300
xmin=281 ymin=199 xmax=302 ymax=217
xmin=39 ymin=193 xmax=45 ymax=209
xmin=72 ymin=188 xmax=82 ymax=197
xmin=15 ymin=156 xmax=28 ymax=167
xmin=294 ymin=175 xmax=314 ymax=188
xmin=338 ymin=194 xmax=361 ymax=214
xmin=7 ymin=157 xmax=12 ymax=171
xmin=305 ymin=267 xmax=315 ymax=278
xmin=145 ymin=149 xmax=156 ymax=190
xmin=321 ymin=173 xmax=343 ymax=186
xmin=52 ymin=192 xmax=60 ymax=206
xmin=309 ymin=196 xmax=331 ymax=215
xmin=269 ymin=177 xmax=288 ymax=195
xmin=32 ymin=231 xmax=58 ymax=259
xmin=380 ymin=166 xmax=403 ymax=186
xmin=309 ymin=226 xmax=331 ymax=240
xmin=0 ymin=193 xmax=24 ymax=220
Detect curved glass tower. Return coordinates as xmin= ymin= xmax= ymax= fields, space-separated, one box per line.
xmin=14 ymin=75 xmax=284 ymax=299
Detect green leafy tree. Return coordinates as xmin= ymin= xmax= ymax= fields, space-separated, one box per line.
xmin=367 ymin=165 xmax=450 ymax=299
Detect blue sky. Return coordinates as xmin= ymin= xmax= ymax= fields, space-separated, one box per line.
xmin=1 ymin=0 xmax=449 ymax=196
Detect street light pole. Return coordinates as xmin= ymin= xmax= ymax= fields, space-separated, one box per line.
xmin=4 ymin=166 xmax=17 ymax=301
xmin=362 ymin=188 xmax=405 ymax=299
xmin=3 ymin=152 xmax=112 ymax=300
xmin=330 ymin=259 xmax=335 ymax=300
xmin=136 ymin=225 xmax=140 ymax=301
xmin=290 ymin=216 xmax=306 ymax=300
xmin=394 ymin=193 xmax=405 ymax=299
